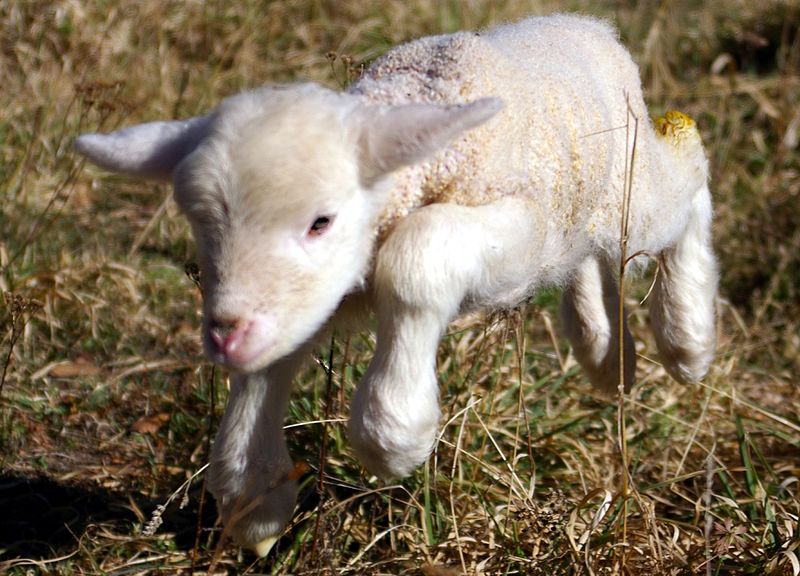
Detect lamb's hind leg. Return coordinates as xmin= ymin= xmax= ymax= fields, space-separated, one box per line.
xmin=649 ymin=183 xmax=718 ymax=383
xmin=349 ymin=197 xmax=544 ymax=480
xmin=560 ymin=256 xmax=636 ymax=394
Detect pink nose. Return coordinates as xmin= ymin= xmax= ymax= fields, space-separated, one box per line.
xmin=208 ymin=317 xmax=248 ymax=357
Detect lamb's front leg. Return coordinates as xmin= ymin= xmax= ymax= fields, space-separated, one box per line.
xmin=207 ymin=349 xmax=307 ymax=556
xmin=350 ymin=197 xmax=544 ymax=479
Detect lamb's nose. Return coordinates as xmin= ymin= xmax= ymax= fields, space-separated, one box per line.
xmin=208 ymin=317 xmax=246 ymax=355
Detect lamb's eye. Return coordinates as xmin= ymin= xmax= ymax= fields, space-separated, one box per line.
xmin=308 ymin=215 xmax=333 ymax=237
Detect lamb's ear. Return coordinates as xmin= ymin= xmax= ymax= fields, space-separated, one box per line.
xmin=357 ymin=97 xmax=503 ymax=186
xmin=74 ymin=115 xmax=211 ymax=180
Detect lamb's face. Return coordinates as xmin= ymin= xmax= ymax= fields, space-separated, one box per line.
xmin=173 ymin=102 xmax=379 ymax=372
xmin=74 ymin=83 xmax=501 ymax=374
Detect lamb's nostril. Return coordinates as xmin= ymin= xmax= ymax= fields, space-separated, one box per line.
xmin=208 ymin=317 xmax=242 ymax=351
xmin=205 ymin=312 xmax=271 ymax=368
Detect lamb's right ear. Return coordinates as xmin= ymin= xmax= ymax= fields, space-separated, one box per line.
xmin=357 ymin=97 xmax=503 ymax=186
xmin=74 ymin=115 xmax=211 ymax=180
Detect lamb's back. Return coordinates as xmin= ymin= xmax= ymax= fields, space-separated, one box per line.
xmin=352 ymin=15 xmax=694 ymax=258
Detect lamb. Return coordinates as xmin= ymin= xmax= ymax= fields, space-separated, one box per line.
xmin=74 ymin=14 xmax=718 ymax=555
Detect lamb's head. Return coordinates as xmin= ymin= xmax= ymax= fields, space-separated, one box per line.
xmin=75 ymin=84 xmax=502 ymax=372
xmin=172 ymin=87 xmax=381 ymax=371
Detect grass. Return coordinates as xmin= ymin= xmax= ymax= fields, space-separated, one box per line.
xmin=1 ymin=0 xmax=799 ymax=574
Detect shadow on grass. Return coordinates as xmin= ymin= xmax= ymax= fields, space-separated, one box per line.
xmin=0 ymin=471 xmax=217 ymax=560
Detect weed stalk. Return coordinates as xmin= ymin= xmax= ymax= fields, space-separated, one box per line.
xmin=616 ymin=95 xmax=639 ymax=568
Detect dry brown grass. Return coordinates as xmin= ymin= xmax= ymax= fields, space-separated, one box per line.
xmin=1 ymin=1 xmax=798 ymax=574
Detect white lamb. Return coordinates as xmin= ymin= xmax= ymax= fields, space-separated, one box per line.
xmin=75 ymin=14 xmax=717 ymax=555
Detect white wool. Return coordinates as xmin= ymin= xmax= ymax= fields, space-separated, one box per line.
xmin=351 ymin=15 xmax=706 ymax=277
xmin=74 ymin=14 xmax=718 ymax=554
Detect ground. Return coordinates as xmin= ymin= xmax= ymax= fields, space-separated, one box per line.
xmin=1 ymin=1 xmax=798 ymax=574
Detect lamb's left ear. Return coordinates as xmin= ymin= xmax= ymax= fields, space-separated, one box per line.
xmin=74 ymin=115 xmax=211 ymax=180
xmin=357 ymin=97 xmax=503 ymax=186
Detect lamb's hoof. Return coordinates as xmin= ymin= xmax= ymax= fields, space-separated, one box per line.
xmin=252 ymin=535 xmax=278 ymax=558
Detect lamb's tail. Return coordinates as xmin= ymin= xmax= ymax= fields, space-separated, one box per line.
xmin=653 ymin=110 xmax=709 ymax=186
xmin=653 ymin=110 xmax=700 ymax=146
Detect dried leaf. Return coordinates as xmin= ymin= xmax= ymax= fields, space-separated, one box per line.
xmin=47 ymin=358 xmax=102 ymax=378
xmin=421 ymin=565 xmax=462 ymax=576
xmin=132 ymin=413 xmax=170 ymax=435
xmin=287 ymin=461 xmax=311 ymax=481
